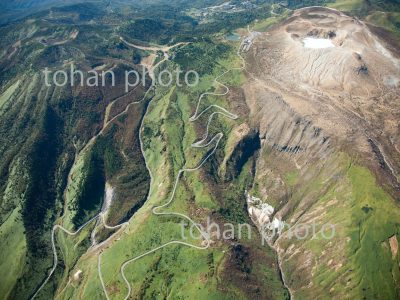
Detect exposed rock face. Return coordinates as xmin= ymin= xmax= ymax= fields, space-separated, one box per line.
xmin=73 ymin=270 xmax=83 ymax=281
xmin=246 ymin=193 xmax=285 ymax=243
xmin=245 ymin=7 xmax=400 ymax=183
xmin=241 ymin=6 xmax=400 ymax=299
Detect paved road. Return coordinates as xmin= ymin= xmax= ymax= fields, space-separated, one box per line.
xmin=98 ymin=47 xmax=246 ymax=300
xmin=33 ymin=36 xmax=249 ymax=300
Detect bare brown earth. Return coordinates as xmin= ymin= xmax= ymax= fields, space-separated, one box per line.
xmin=239 ymin=6 xmax=400 ymax=299
xmin=389 ymin=235 xmax=399 ymax=258
xmin=245 ymin=6 xmax=400 ymax=195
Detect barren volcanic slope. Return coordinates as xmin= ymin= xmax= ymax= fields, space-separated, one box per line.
xmin=243 ymin=6 xmax=400 ymax=299
xmin=1 ymin=1 xmax=400 ymax=300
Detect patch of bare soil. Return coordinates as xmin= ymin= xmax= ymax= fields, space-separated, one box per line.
xmin=240 ymin=6 xmax=400 ymax=299
xmin=244 ymin=6 xmax=400 ymax=194
xmin=389 ymin=235 xmax=398 ymax=258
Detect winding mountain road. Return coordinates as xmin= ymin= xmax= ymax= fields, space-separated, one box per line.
xmin=30 ymin=56 xmax=156 ymax=300
xmin=98 ymin=45 xmax=246 ymax=300
xmin=33 ymin=34 xmax=252 ymax=300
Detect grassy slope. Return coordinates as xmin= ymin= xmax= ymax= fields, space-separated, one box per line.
xmin=0 ymin=205 xmax=27 ymax=298
xmin=252 ymin=9 xmax=292 ymax=32
xmin=327 ymin=0 xmax=400 ymax=39
xmin=0 ymin=80 xmax=20 ymax=114
xmin=243 ymin=3 xmax=400 ymax=298
xmin=348 ymin=165 xmax=400 ymax=299
xmin=263 ymin=150 xmax=400 ymax=299
xmin=2 ymin=1 xmax=399 ymax=297
xmin=366 ymin=11 xmax=400 ymax=37
xmin=66 ymin=86 xmax=233 ymax=299
xmin=327 ymin=0 xmax=364 ymax=11
xmin=55 ymin=42 xmax=288 ymax=299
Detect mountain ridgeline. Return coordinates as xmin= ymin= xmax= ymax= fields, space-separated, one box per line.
xmin=0 ymin=1 xmax=400 ymax=299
